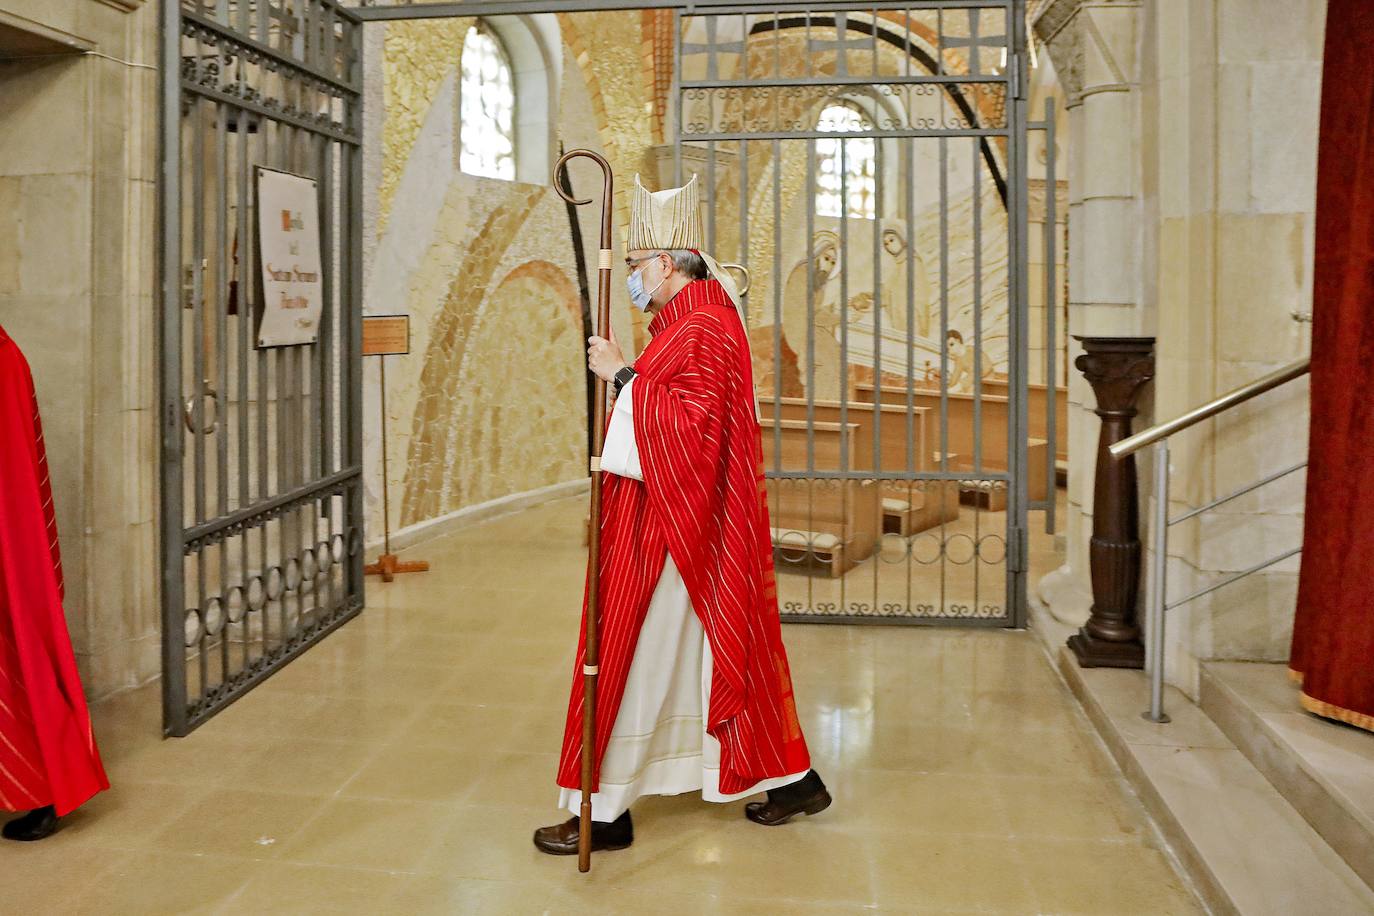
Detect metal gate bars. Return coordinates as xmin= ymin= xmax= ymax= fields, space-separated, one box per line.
xmin=673 ymin=2 xmax=1034 ymax=624
xmin=158 ymin=0 xmax=365 ymax=735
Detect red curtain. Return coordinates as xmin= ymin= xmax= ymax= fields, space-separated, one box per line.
xmin=1289 ymin=0 xmax=1374 ymax=732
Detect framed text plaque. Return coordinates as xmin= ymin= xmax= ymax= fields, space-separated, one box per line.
xmin=362 ymin=314 xmax=411 ymax=357
xmin=254 ymin=167 xmax=324 ymax=348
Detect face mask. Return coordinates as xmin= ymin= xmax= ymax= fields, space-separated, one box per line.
xmin=627 ymin=258 xmax=667 ymax=311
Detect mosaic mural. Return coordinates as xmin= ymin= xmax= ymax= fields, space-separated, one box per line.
xmin=366 ymin=12 xmax=1012 ymax=538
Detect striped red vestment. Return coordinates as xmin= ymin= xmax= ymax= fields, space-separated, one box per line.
xmin=556 ymin=280 xmax=811 ymax=796
xmin=0 ymin=325 xmax=108 ymax=816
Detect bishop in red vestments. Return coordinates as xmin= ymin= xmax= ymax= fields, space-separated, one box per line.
xmin=0 ymin=324 xmax=109 ymax=841
xmin=535 ymin=176 xmax=829 ymax=856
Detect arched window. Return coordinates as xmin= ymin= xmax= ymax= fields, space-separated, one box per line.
xmin=815 ymin=103 xmax=876 ymax=219
xmin=460 ymin=23 xmax=515 ymax=181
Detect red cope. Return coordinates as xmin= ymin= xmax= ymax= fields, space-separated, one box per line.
xmin=556 ymin=279 xmax=811 ymax=796
xmin=0 ymin=325 xmax=109 ymax=816
xmin=1290 ymin=0 xmax=1374 ymax=732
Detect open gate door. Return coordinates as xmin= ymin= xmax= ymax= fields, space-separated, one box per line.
xmin=158 ymin=0 xmax=366 ymax=735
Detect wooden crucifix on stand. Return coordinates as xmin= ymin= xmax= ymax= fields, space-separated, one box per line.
xmin=363 ymin=314 xmax=429 ymax=582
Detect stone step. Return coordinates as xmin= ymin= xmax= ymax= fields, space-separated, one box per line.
xmin=1052 ymin=648 xmax=1374 ymax=915
xmin=1201 ymin=661 xmax=1374 ymax=893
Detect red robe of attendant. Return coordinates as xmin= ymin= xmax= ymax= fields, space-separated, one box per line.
xmin=1289 ymin=0 xmax=1374 ymax=733
xmin=557 ymin=279 xmax=811 ymax=796
xmin=0 ymin=324 xmax=109 ymax=815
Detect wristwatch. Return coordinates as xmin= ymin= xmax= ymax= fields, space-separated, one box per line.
xmin=612 ymin=365 xmax=637 ymax=396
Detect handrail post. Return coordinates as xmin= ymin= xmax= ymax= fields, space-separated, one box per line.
xmin=1144 ymin=439 xmax=1171 ymax=723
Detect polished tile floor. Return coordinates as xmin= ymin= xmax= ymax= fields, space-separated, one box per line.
xmin=5 ymin=496 xmax=1201 ymax=914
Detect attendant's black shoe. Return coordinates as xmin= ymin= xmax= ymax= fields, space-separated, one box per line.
xmin=745 ymin=770 xmax=831 ymax=826
xmin=533 ymin=811 xmax=633 ymax=855
xmin=3 ymin=806 xmax=59 ymax=842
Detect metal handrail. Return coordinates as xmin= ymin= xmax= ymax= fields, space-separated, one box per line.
xmin=1170 ymin=460 xmax=1307 ymax=526
xmin=1111 ymin=357 xmax=1310 ymax=459
xmin=1112 ymin=356 xmax=1310 ymax=724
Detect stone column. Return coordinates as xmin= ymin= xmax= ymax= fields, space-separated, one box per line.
xmin=1068 ymin=336 xmax=1153 ymax=668
xmin=1032 ymin=0 xmax=1144 ymax=630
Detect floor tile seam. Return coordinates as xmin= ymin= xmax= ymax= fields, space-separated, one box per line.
xmin=264 ymin=852 xmax=434 ymax=877
xmin=232 ymin=732 xmax=398 ymax=753
xmin=240 ymin=857 xmax=448 ymax=879
xmin=1001 ymin=830 xmax=1156 ymax=847
xmin=526 ymin=862 xmax=882 ymax=903
xmin=431 ymin=799 xmax=556 ymax=816
xmin=327 ymin=785 xmax=488 ymax=807
xmin=99 ymin=847 xmax=285 ymax=869
xmin=34 ymin=831 xmax=249 ymax=857
xmin=832 ymin=825 xmax=1031 ymax=841
xmin=282 ymin=723 xmax=429 ymax=831
xmin=546 ymin=881 xmax=883 ymax=908
xmin=833 ymin=763 xmax=1115 ymax=778
xmin=98 ymin=780 xmax=348 ymax=807
xmin=158 ymin=811 xmax=334 ymax=859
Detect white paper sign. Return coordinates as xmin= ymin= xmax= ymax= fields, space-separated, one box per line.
xmin=255 ymin=167 xmax=323 ymax=348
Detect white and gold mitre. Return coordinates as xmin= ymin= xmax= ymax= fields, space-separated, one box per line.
xmin=628 ymin=173 xmax=705 ymax=251
xmin=626 ymin=173 xmax=759 ymax=417
xmin=626 ymin=173 xmax=743 ymax=310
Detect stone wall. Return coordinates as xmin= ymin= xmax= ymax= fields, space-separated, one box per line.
xmin=361 ymin=13 xmax=658 ymax=546
xmin=1145 ymin=0 xmax=1321 ymax=692
xmin=0 ymin=0 xmax=159 ymax=697
xmin=1034 ymin=0 xmax=1146 ymax=630
xmin=1034 ymin=0 xmax=1322 ymax=697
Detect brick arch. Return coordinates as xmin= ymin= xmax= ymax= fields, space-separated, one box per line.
xmin=500 ymin=259 xmax=583 ymax=325
xmin=556 ymin=14 xmax=616 ymax=164
xmin=555 ymin=12 xmax=657 ymax=350
xmin=401 ymin=186 xmax=545 ymax=525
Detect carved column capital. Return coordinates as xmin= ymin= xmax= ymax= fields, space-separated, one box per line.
xmin=1032 ymin=0 xmax=1085 ymax=103
xmin=1069 ymin=336 xmax=1155 ymax=668
xmin=1075 ymin=337 xmax=1155 ymax=417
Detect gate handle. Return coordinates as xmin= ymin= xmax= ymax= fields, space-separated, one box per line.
xmin=721 ymin=262 xmax=751 ymax=296
xmin=183 ymin=380 xmax=219 ymax=435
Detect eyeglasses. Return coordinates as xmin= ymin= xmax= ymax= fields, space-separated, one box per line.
xmin=624 ymin=251 xmax=668 ymax=269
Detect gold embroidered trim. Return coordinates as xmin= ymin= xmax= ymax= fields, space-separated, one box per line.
xmin=1299 ymin=692 xmax=1374 ymax=733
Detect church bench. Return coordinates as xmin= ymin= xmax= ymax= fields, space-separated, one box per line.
xmin=854 ymin=383 xmax=1052 ymax=507
xmin=758 ymin=418 xmax=879 ymax=577
xmin=757 ymin=396 xmax=960 ymax=535
xmin=969 ymin=379 xmax=1069 ymax=466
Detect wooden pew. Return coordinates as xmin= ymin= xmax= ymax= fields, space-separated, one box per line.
xmin=758 ymin=418 xmax=878 ymax=577
xmin=937 ymin=379 xmax=1068 ymax=466
xmin=757 ymin=396 xmax=960 ymax=534
xmin=854 ymin=383 xmax=1050 ymax=511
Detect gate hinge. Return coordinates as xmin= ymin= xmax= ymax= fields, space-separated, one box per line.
xmin=1011 ymin=53 xmax=1025 ymax=100
xmin=1009 ymin=526 xmax=1029 ymax=572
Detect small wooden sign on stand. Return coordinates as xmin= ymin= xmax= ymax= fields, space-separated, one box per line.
xmin=362 ymin=314 xmax=429 ymax=583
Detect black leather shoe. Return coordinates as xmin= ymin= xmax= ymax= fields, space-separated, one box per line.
xmin=533 ymin=811 xmax=633 ymax=855
xmin=3 ymin=806 xmax=59 ymax=842
xmin=745 ymin=771 xmax=831 ymax=826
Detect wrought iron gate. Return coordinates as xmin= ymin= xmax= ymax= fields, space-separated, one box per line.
xmin=158 ymin=0 xmax=365 ymax=735
xmin=674 ymin=2 xmax=1040 ymax=625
